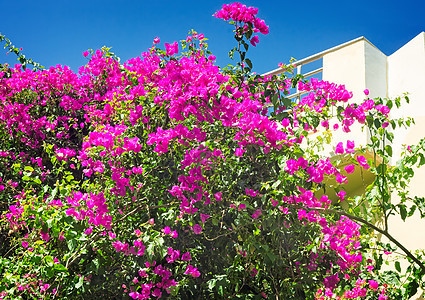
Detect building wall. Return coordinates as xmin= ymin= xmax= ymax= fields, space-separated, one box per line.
xmin=321 ymin=32 xmax=425 ymax=300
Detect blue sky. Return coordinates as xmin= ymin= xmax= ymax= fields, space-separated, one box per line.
xmin=1 ymin=0 xmax=424 ymax=74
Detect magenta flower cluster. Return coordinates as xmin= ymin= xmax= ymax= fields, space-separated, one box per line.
xmin=0 ymin=3 xmax=398 ymax=299
xmin=214 ymin=2 xmax=269 ymax=46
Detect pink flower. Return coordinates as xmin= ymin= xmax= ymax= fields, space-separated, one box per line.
xmin=84 ymin=226 xmax=93 ymax=235
xmin=208 ymin=55 xmax=216 ymax=61
xmin=181 ymin=252 xmax=192 ymax=261
xmin=200 ymin=213 xmax=211 ymax=223
xmin=344 ymin=164 xmax=355 ymax=174
xmin=364 ymin=89 xmax=369 ymax=96
xmin=375 ymin=104 xmax=390 ymax=116
xmin=83 ymin=51 xmax=89 ymax=57
xmin=21 ymin=241 xmax=29 ymax=248
xmin=335 ymin=142 xmax=344 ymax=155
xmin=215 ymin=192 xmax=223 ymax=201
xmin=369 ymin=279 xmax=379 ymax=291
xmin=235 ymin=147 xmax=246 ymax=157
xmin=336 ymin=173 xmax=347 ymax=184
xmin=153 ymin=37 xmax=160 ymax=44
xmin=337 ymin=190 xmax=346 ymax=201
xmin=321 ymin=120 xmax=329 ymax=129
xmin=245 ymin=189 xmax=257 ymax=197
xmin=165 ymin=41 xmax=178 ymax=56
xmin=250 ymin=36 xmax=259 ymax=47
xmin=56 ymin=148 xmax=76 ymax=161
xmin=357 ymin=155 xmax=370 ymax=169
xmin=281 ymin=118 xmax=290 ymax=127
xmin=40 ymin=230 xmax=50 ymax=242
xmin=162 ymin=226 xmax=171 ymax=234
xmin=40 ymin=283 xmax=50 ymax=292
xmin=185 ymin=265 xmax=200 ymax=277
xmin=346 ymin=140 xmax=355 ymax=153
xmin=324 ymin=274 xmax=340 ymax=289
xmin=298 ymin=209 xmax=307 ymax=220
xmin=252 ymin=208 xmax=262 ymax=219
xmin=192 ymin=224 xmax=203 ymax=234
xmin=233 ymin=90 xmax=242 ymax=98
xmin=152 ymin=289 xmax=162 ymax=298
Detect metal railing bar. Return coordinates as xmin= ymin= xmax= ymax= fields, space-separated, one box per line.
xmin=262 ymin=36 xmax=366 ymax=77
xmin=303 ymin=67 xmax=323 ymax=78
xmin=287 ymin=90 xmax=309 ymax=100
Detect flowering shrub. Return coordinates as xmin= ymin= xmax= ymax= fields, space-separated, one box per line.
xmin=1 ymin=2 xmax=425 ymax=299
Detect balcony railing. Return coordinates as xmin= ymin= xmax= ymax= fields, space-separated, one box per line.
xmin=262 ymin=36 xmax=367 ymax=102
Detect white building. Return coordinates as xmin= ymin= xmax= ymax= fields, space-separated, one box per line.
xmin=266 ymin=32 xmax=425 ymax=299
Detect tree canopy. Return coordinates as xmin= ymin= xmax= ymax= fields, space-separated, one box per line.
xmin=1 ymin=3 xmax=425 ymax=299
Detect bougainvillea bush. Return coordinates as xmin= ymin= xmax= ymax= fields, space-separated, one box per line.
xmin=1 ymin=3 xmax=425 ymax=299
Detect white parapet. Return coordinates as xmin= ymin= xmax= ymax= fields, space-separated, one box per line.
xmin=321 ymin=33 xmax=425 ymax=298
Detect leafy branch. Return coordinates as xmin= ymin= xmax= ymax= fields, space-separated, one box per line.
xmin=0 ymin=33 xmax=44 ymax=70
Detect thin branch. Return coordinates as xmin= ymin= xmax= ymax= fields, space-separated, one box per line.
xmin=114 ymin=201 xmax=174 ymax=224
xmin=66 ymin=201 xmax=176 ymax=268
xmin=294 ymin=205 xmax=425 ymax=275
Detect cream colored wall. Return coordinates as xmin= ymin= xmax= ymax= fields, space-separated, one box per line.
xmin=323 ymin=39 xmax=367 ymax=102
xmin=388 ymin=32 xmax=425 ymax=160
xmin=365 ymin=41 xmax=388 ymax=99
xmin=321 ymin=32 xmax=425 ymax=299
xmin=384 ymin=34 xmax=425 ymax=294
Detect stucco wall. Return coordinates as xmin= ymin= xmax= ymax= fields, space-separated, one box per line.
xmin=321 ymin=32 xmax=425 ymax=299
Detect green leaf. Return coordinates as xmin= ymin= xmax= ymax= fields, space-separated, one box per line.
xmin=400 ymin=205 xmax=407 ymax=221
xmin=24 ymin=166 xmax=34 ymax=172
xmin=47 ymin=187 xmax=58 ymax=202
xmin=385 ymin=145 xmax=393 ymax=157
xmin=67 ymin=239 xmax=77 ymax=251
xmin=245 ymin=58 xmax=252 ymax=69
xmin=272 ymin=180 xmax=281 ymax=189
xmin=406 ymin=279 xmax=419 ymax=297
xmin=44 ymin=255 xmax=54 ymax=267
xmin=53 ymin=264 xmax=68 ymax=273
xmin=32 ymin=255 xmax=42 ymax=264
xmin=387 ymin=131 xmax=394 ymax=142
xmin=408 ymin=205 xmax=417 ymax=217
xmin=395 ymin=261 xmax=401 ymax=272
xmin=146 ymin=244 xmax=155 ymax=259
xmin=218 ymin=285 xmax=224 ymax=296
xmin=419 ymin=153 xmax=425 ymax=166
xmin=168 ymin=284 xmax=179 ymax=296
xmin=405 ymin=95 xmax=410 ymax=104
xmin=208 ymin=279 xmax=217 ymax=290
xmin=75 ymin=275 xmax=84 ymax=289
